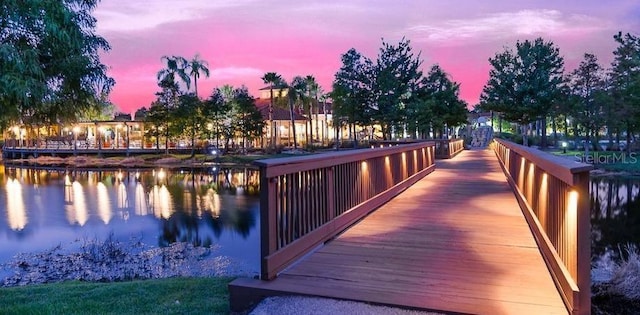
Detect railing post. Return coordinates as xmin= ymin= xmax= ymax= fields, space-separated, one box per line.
xmin=260 ymin=168 xmax=278 ymax=280
xmin=327 ymin=167 xmax=335 ymax=221
xmin=575 ymin=171 xmax=591 ymax=315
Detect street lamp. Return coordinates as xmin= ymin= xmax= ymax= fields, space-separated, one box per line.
xmin=562 ymin=141 xmax=567 ymax=154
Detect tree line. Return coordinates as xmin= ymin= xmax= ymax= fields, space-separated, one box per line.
xmin=479 ymin=33 xmax=640 ymax=152
xmin=331 ymin=38 xmax=469 ymax=143
xmin=136 ymin=55 xmax=264 ymax=156
xmin=7 ymin=1 xmax=637 ymax=154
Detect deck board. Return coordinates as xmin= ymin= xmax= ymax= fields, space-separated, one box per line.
xmin=232 ymin=149 xmax=567 ymax=314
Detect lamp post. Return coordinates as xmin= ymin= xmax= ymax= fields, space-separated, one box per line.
xmin=562 ymin=141 xmax=567 ymax=154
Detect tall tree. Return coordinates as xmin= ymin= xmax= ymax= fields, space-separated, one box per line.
xmin=610 ymin=32 xmax=640 ymax=152
xmin=286 ymin=76 xmax=307 ymax=151
xmin=261 ymin=72 xmax=284 ymax=148
xmin=304 ymin=75 xmax=319 ymax=146
xmin=0 ymin=0 xmax=114 ymax=129
xmin=420 ymin=65 xmax=468 ymax=138
xmin=174 ymin=93 xmax=204 ymax=157
xmin=188 ymin=54 xmax=210 ymax=98
xmin=204 ymin=88 xmax=230 ymax=148
xmin=331 ymin=48 xmax=372 ymax=145
xmin=371 ymin=38 xmax=423 ymax=140
xmin=230 ymin=86 xmax=265 ymax=153
xmin=481 ymin=38 xmax=565 ymax=146
xmin=570 ymin=53 xmax=607 ymax=151
xmin=153 ymin=74 xmax=181 ymax=154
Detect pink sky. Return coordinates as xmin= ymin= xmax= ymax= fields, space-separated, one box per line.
xmin=94 ymin=0 xmax=640 ymax=114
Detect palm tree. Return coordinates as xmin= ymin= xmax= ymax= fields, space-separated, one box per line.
xmin=157 ymin=55 xmax=190 ymax=92
xmin=288 ymin=76 xmax=307 ymax=151
xmin=304 ymin=75 xmax=318 ymax=146
xmin=188 ymin=54 xmax=210 ymax=98
xmin=261 ymin=72 xmax=283 ymax=148
xmin=319 ymin=91 xmax=329 ymax=144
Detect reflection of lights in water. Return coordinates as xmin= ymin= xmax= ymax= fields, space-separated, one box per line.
xmin=183 ymin=190 xmax=193 ymax=213
xmin=198 ymin=188 xmax=221 ymax=218
xmin=66 ymin=181 xmax=88 ymax=226
xmin=64 ymin=181 xmax=74 ymax=204
xmin=135 ymin=171 xmax=140 ymax=181
xmin=117 ymin=171 xmax=124 ymax=181
xmin=64 ymin=174 xmax=72 ymax=186
xmin=134 ymin=183 xmax=148 ymax=216
xmin=6 ymin=178 xmax=27 ymax=231
xmin=116 ymin=181 xmax=128 ymax=209
xmin=149 ymin=185 xmax=172 ymax=219
xmin=96 ymin=182 xmax=112 ymax=224
xmin=157 ymin=169 xmax=166 ymax=181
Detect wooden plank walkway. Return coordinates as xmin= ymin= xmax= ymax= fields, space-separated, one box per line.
xmin=232 ymin=149 xmax=567 ymax=314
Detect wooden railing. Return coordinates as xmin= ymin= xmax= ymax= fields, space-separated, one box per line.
xmin=491 ymin=139 xmax=591 ymax=315
xmin=370 ymin=139 xmax=464 ymax=160
xmin=433 ymin=139 xmax=465 ymax=159
xmin=256 ymin=142 xmax=436 ymax=280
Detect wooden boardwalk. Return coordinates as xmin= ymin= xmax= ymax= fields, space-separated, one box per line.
xmin=232 ymin=149 xmax=567 ymax=314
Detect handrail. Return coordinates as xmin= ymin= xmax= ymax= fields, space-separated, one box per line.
xmin=491 ymin=138 xmax=591 ymax=315
xmin=369 ymin=139 xmax=464 ymax=159
xmin=432 ymin=139 xmax=465 ymax=159
xmin=256 ymin=142 xmax=436 ymax=280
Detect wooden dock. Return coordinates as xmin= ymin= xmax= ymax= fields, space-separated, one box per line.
xmin=231 ymin=149 xmax=568 ymax=314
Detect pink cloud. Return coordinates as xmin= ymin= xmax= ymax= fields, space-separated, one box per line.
xmin=95 ymin=0 xmax=640 ymax=114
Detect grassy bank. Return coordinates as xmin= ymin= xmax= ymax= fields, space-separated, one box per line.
xmin=0 ymin=277 xmax=233 ymax=315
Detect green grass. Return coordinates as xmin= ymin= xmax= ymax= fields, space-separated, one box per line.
xmin=0 ymin=277 xmax=233 ymax=315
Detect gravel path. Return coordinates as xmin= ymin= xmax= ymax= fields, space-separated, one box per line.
xmin=249 ymin=296 xmax=442 ymax=315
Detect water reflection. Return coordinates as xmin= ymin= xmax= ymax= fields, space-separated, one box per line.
xmin=591 ymin=176 xmax=640 ymax=262
xmin=65 ymin=181 xmax=88 ymax=226
xmin=5 ymin=178 xmax=27 ymax=231
xmin=97 ymin=182 xmax=113 ymax=224
xmin=0 ymin=165 xmax=261 ymax=271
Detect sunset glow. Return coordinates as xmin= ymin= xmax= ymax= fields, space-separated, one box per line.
xmin=94 ymin=0 xmax=640 ymax=114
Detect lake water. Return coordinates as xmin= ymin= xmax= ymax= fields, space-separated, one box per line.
xmin=591 ymin=175 xmax=640 ymax=262
xmin=1 ymin=162 xmax=637 ymax=278
xmin=0 ymin=165 xmax=261 ymax=275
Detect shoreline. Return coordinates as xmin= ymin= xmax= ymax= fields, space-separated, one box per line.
xmin=1 ymin=238 xmax=256 ymax=288
xmin=1 ymin=155 xmax=258 ymax=170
